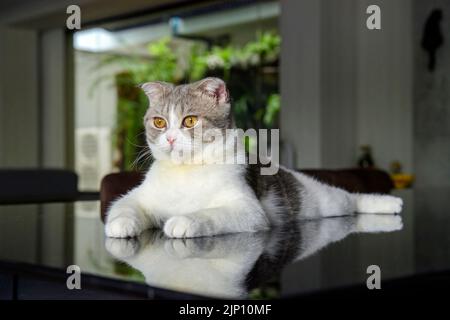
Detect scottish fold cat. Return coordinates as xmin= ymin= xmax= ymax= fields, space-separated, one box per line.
xmin=105 ymin=77 xmax=402 ymax=238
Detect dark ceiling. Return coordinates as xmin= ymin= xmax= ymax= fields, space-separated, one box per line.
xmin=0 ymin=0 xmax=213 ymax=30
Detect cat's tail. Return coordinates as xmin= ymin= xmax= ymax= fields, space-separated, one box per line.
xmin=289 ymin=169 xmax=403 ymax=217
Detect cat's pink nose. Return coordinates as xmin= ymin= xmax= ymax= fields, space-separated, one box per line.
xmin=167 ymin=136 xmax=176 ymax=145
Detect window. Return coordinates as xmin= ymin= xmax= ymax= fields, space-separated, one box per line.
xmin=74 ymin=0 xmax=280 ymax=191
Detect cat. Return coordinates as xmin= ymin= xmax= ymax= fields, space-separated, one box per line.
xmin=105 ymin=77 xmax=403 ymax=238
xmin=105 ymin=214 xmax=403 ymax=298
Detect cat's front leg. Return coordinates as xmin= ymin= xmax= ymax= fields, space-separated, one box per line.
xmin=105 ymin=208 xmax=147 ymax=238
xmin=163 ymin=205 xmax=269 ymax=238
xmin=105 ymin=190 xmax=152 ymax=238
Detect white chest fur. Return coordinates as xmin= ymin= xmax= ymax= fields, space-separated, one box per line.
xmin=136 ymin=161 xmax=248 ymax=217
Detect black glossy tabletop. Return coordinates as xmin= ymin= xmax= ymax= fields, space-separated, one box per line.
xmin=1 ymin=187 xmax=449 ymax=299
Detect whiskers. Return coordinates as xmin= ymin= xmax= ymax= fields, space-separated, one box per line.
xmin=126 ymin=133 xmax=153 ymax=170
xmin=131 ymin=145 xmax=153 ymax=170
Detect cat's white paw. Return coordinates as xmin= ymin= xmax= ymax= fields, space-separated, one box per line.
xmin=105 ymin=216 xmax=143 ymax=238
xmin=163 ymin=216 xmax=201 ymax=238
xmin=356 ymin=195 xmax=403 ymax=214
xmin=105 ymin=237 xmax=140 ymax=259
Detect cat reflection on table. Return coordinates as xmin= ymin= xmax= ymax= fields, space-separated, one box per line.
xmin=105 ymin=213 xmax=403 ymax=299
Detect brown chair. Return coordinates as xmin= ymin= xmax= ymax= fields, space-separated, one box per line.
xmin=100 ymin=168 xmax=394 ymax=222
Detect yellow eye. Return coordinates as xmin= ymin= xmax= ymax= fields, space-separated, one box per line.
xmin=153 ymin=117 xmax=166 ymax=129
xmin=183 ymin=115 xmax=198 ymax=128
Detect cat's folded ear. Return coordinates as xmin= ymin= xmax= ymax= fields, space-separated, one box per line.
xmin=194 ymin=77 xmax=229 ymax=105
xmin=139 ymin=81 xmax=173 ymax=105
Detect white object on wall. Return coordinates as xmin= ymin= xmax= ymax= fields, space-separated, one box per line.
xmin=75 ymin=127 xmax=113 ymax=191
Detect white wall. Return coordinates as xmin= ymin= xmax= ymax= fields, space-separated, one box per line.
xmin=0 ymin=27 xmax=40 ymax=263
xmin=0 ymin=27 xmax=73 ymax=266
xmin=40 ymin=29 xmax=73 ymax=267
xmin=75 ymin=51 xmax=118 ymax=130
xmin=320 ymin=0 xmax=358 ymax=168
xmin=356 ymin=0 xmax=413 ymax=173
xmin=414 ymin=0 xmax=450 ymax=187
xmin=0 ymin=27 xmax=39 ymax=167
xmin=280 ymin=0 xmax=322 ymax=168
xmin=280 ymin=0 xmax=413 ymax=173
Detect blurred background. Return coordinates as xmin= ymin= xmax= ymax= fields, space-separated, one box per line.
xmin=0 ymin=0 xmax=448 ymax=287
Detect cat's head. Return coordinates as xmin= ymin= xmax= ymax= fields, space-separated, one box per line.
xmin=140 ymin=77 xmax=233 ymax=164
